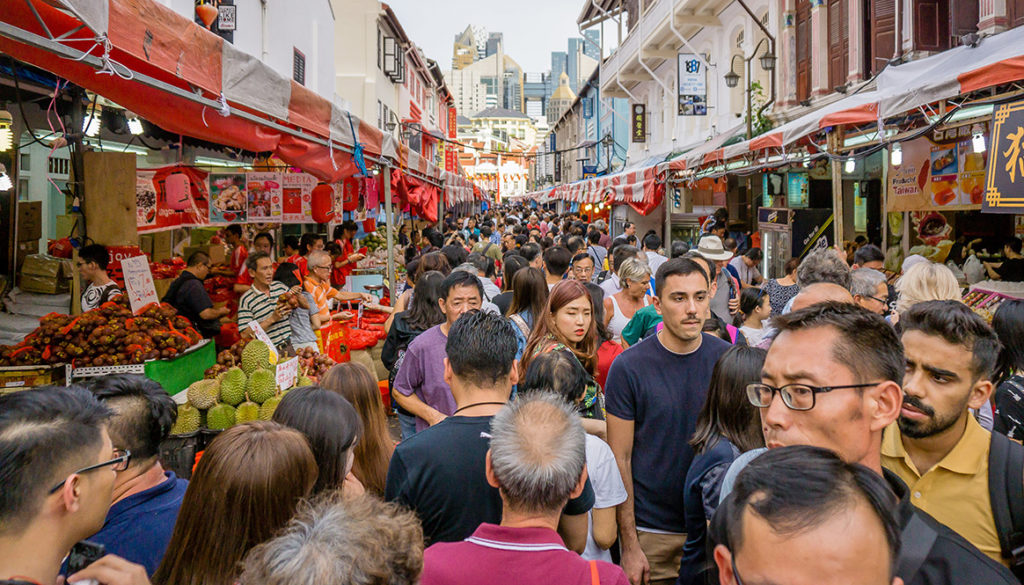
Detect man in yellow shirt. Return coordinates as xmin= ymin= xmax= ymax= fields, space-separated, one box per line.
xmin=881 ymin=300 xmax=1004 ymax=564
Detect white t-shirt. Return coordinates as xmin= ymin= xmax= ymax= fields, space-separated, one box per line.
xmin=582 ymin=434 xmax=628 ymax=562
xmin=82 ymin=281 xmax=122 ymax=312
xmin=645 ymin=251 xmax=668 ymax=275
xmin=739 ymin=325 xmax=766 ymax=346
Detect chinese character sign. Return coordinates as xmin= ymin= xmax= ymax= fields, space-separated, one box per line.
xmin=583 ymin=97 xmax=593 ymax=119
xmin=677 ymin=54 xmax=707 ymax=116
xmin=448 ymin=107 xmax=457 ymax=139
xmin=632 ymin=104 xmax=646 ymax=143
xmin=985 ymin=99 xmax=1024 ymax=213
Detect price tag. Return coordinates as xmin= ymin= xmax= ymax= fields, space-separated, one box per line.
xmin=120 ymin=255 xmax=160 ymax=314
xmin=275 ymin=357 xmax=298 ymax=390
xmin=247 ymin=321 xmax=279 ymax=363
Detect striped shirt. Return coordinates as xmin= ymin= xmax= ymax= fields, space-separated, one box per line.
xmin=304 ymin=277 xmax=341 ymax=321
xmin=238 ymin=281 xmax=291 ymax=347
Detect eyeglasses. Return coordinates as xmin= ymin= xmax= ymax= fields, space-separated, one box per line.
xmin=49 ymin=449 xmax=131 ymax=494
xmin=746 ymin=382 xmax=882 ymax=411
xmin=311 ymin=265 xmax=330 ymax=271
xmin=732 ymin=555 xmax=746 ymax=585
xmin=573 ymin=266 xmax=594 ymax=274
xmin=867 ymin=295 xmax=888 ymax=305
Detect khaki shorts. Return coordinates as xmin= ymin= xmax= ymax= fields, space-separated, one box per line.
xmin=637 ymin=529 xmax=687 ymax=583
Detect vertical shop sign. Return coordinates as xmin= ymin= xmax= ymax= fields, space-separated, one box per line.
xmin=448 ymin=107 xmax=457 ymax=138
xmin=583 ymin=97 xmax=593 ymax=119
xmin=677 ymin=54 xmax=708 ymax=115
xmin=631 ymin=104 xmax=646 ymax=143
xmin=985 ymin=99 xmax=1024 ymax=213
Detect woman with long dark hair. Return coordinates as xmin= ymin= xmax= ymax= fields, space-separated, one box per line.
xmin=678 ymin=345 xmax=766 ymax=585
xmin=520 ymin=279 xmax=601 ymax=418
xmin=380 ymin=270 xmax=447 ymax=440
xmin=152 ymin=422 xmax=317 ymax=585
xmin=507 ymin=267 xmax=549 ymax=338
xmin=271 ymin=385 xmax=363 ymax=496
xmin=492 ymin=254 xmax=528 ymax=315
xmin=992 ymin=300 xmax=1024 ymax=439
xmin=320 ymin=362 xmax=395 ymax=495
xmin=385 ymin=251 xmax=450 ymax=333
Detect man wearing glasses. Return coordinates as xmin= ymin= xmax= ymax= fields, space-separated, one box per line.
xmin=0 ymin=386 xmax=149 ymax=585
xmin=303 ymin=250 xmax=373 ymax=325
xmin=570 ymin=253 xmax=596 ymax=284
xmin=851 ymin=268 xmax=891 ymax=316
xmin=163 ymin=252 xmax=230 ymax=339
xmin=722 ymin=302 xmax=1014 ymax=585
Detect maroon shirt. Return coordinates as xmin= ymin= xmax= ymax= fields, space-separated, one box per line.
xmin=421 ymin=524 xmax=629 ymax=585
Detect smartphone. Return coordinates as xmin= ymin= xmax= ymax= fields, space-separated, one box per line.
xmin=66 ymin=540 xmax=106 ymax=575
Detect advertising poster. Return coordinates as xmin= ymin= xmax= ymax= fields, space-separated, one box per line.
xmin=137 ymin=166 xmax=210 ymax=233
xmin=246 ymin=172 xmax=282 ymax=222
xmin=887 ymin=125 xmax=988 ymax=212
xmin=677 ymin=54 xmax=708 ymax=116
xmin=281 ymin=173 xmax=316 ymax=223
xmin=787 ymin=173 xmax=809 ymax=208
xmin=136 ymin=171 xmax=158 ymax=229
xmin=209 ymin=173 xmax=247 ymax=223
xmin=984 ymin=98 xmax=1024 ymax=213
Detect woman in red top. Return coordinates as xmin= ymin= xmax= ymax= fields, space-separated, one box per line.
xmin=333 ymin=221 xmax=364 ymax=290
xmin=584 ymin=282 xmax=623 ymax=391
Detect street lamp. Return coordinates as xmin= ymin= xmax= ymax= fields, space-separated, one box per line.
xmin=723 ymin=37 xmax=776 ymax=139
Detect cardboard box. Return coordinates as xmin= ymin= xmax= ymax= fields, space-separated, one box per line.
xmin=152 ymin=231 xmax=174 ymax=262
xmin=19 ymin=273 xmax=70 ymax=295
xmin=19 ymin=254 xmax=72 ymax=295
xmin=138 ymin=234 xmax=155 ymax=258
xmin=15 ymin=241 xmax=39 ymax=272
xmin=55 ymin=214 xmax=78 ymax=239
xmin=207 ymin=244 xmax=227 ymax=265
xmin=17 ymin=201 xmax=41 ymax=242
xmin=154 ymin=278 xmax=174 ymax=300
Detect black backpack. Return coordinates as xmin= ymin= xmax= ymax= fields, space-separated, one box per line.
xmin=988 ymin=430 xmax=1024 ymax=579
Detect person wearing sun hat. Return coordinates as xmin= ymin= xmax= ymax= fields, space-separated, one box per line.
xmin=696 ymin=235 xmax=739 ymax=325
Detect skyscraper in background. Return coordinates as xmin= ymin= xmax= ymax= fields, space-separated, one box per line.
xmin=583 ymin=29 xmax=600 ymax=61
xmin=485 ymin=32 xmax=504 ymax=58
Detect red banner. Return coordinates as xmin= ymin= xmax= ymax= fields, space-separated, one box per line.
xmin=448 ymin=107 xmax=457 ymax=139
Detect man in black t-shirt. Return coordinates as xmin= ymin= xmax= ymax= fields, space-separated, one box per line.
xmin=606 ymin=258 xmax=730 ymax=585
xmin=985 ymin=237 xmax=1024 ymax=282
xmin=385 ymin=311 xmax=594 ymax=550
xmin=162 ymin=252 xmax=229 ymax=338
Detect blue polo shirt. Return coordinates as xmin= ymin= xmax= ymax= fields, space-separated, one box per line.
xmin=88 ymin=471 xmax=188 ymax=575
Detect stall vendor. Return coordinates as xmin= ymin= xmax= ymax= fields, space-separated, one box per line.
xmin=238 ymin=251 xmax=293 ymax=350
xmin=234 ymin=231 xmax=276 ymax=294
xmin=78 ymin=244 xmax=122 ymax=312
xmin=332 ymin=221 xmax=365 ymax=291
xmin=221 ymin=225 xmax=250 ymax=294
xmin=163 ymin=251 xmax=230 ymax=338
xmin=985 ymin=237 xmax=1024 ymax=282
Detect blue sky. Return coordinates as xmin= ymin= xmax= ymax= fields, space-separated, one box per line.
xmin=384 ymin=0 xmax=592 ymax=72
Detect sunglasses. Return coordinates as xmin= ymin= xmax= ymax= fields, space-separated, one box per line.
xmin=49 ymin=449 xmax=131 ymax=494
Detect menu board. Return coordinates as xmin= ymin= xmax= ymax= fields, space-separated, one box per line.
xmin=887 ymin=126 xmax=988 ymax=212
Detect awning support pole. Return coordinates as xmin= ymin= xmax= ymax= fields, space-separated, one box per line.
xmin=383 ymin=165 xmax=396 ymax=297
xmin=829 ymin=130 xmax=844 ymax=245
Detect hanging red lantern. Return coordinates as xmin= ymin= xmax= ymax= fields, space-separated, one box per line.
xmin=342 ymin=176 xmax=360 ymax=211
xmin=311 ymin=183 xmax=335 ymax=224
xmin=196 ymin=3 xmax=219 ymax=28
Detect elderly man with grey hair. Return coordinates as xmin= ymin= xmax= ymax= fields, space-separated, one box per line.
xmin=420 ymin=392 xmax=629 ymax=585
xmin=850 ymin=268 xmax=890 ymax=315
xmin=796 ymin=247 xmax=852 ymax=289
xmin=452 ymin=263 xmax=501 ymax=314
xmin=240 ymin=493 xmax=424 ymax=585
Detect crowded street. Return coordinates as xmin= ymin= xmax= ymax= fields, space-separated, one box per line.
xmin=3 ymin=1 xmax=1024 ymax=584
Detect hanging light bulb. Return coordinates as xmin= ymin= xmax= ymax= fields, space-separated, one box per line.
xmin=126 ymin=113 xmax=144 ymax=136
xmin=972 ymin=125 xmax=986 ymax=154
xmin=0 ymin=164 xmax=12 ymax=192
xmin=890 ymin=142 xmax=903 ymax=166
xmin=83 ymin=112 xmax=101 ymax=137
xmin=0 ymin=109 xmax=13 ymax=152
xmin=844 ymin=158 xmax=856 ymax=174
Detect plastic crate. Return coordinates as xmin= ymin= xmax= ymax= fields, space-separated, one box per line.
xmin=160 ymin=432 xmax=201 ymax=480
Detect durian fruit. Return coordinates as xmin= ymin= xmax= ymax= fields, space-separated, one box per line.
xmin=236 ymin=399 xmax=260 ymax=424
xmin=296 ymin=375 xmax=313 ymax=387
xmin=186 ymin=379 xmax=219 ymax=410
xmin=241 ymin=340 xmax=272 ymax=374
xmin=219 ymin=367 xmax=248 ymax=406
xmin=206 ymin=403 xmax=237 ymax=430
xmin=247 ymin=369 xmax=277 ymax=404
xmin=258 ymin=394 xmax=282 ymax=420
xmin=170 ymin=403 xmax=200 ymax=435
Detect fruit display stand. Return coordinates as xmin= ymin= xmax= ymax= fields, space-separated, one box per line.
xmin=70 ymin=339 xmax=215 ymax=397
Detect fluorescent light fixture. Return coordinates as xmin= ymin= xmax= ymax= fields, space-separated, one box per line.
xmin=891 ymin=142 xmax=903 ymax=166
xmin=972 ymin=125 xmax=986 ymax=153
xmin=83 ymin=114 xmax=101 ymax=137
xmin=127 ymin=115 xmax=144 ymax=135
xmin=844 ymin=159 xmax=856 ymax=174
xmin=0 ymin=109 xmax=13 ymax=151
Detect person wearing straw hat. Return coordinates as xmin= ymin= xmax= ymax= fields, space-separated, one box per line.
xmin=696 ymin=236 xmax=739 ymax=325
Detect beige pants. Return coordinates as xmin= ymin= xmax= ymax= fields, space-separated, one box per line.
xmin=637 ymin=529 xmax=687 ymax=583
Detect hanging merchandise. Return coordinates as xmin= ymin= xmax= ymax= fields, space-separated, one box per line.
xmin=364 ymin=174 xmax=380 ymax=209
xmin=342 ymin=176 xmax=361 ymax=211
xmin=281 ymin=173 xmax=317 ymax=223
xmin=311 ymin=183 xmax=335 ymax=223
xmin=246 ymin=172 xmax=283 ymax=222
xmin=209 ymin=173 xmax=248 ymax=223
